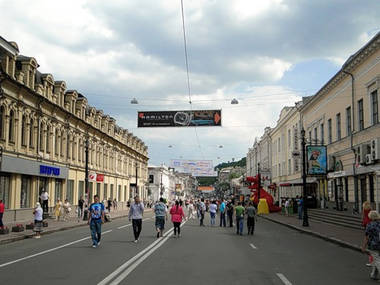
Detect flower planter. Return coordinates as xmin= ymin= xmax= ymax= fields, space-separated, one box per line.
xmin=0 ymin=227 xmax=10 ymax=234
xmin=26 ymin=223 xmax=34 ymax=230
xmin=12 ymin=225 xmax=25 ymax=232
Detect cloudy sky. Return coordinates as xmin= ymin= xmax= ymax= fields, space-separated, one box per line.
xmin=1 ymin=0 xmax=379 ymax=167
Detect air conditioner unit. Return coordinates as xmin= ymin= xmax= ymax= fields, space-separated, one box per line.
xmin=365 ymin=154 xmax=373 ymax=165
xmin=371 ymin=138 xmax=380 ymax=161
xmin=328 ymin=155 xmax=336 ymax=171
xmin=356 ymin=144 xmax=371 ymax=164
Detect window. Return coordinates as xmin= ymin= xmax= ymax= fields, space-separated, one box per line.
xmin=110 ymin=184 xmax=114 ymax=199
xmin=29 ymin=118 xmax=34 ymax=147
xmin=308 ymin=131 xmax=312 ymax=144
xmin=288 ymin=159 xmax=291 ymax=175
xmin=371 ymin=90 xmax=378 ymax=125
xmin=66 ymin=134 xmax=70 ymax=159
xmin=0 ymin=175 xmax=10 ymax=208
xmin=55 ymin=179 xmax=62 ymax=202
xmin=72 ymin=140 xmax=76 ymax=160
xmin=124 ymin=186 xmax=127 ymax=202
xmin=314 ymin=127 xmax=318 ymax=144
xmin=104 ymin=183 xmax=108 ymax=200
xmin=46 ymin=125 xmax=50 ymax=153
xmin=293 ymin=125 xmax=298 ymax=150
xmin=78 ymin=181 xmax=84 ymax=201
xmin=328 ymin=119 xmax=332 ymax=144
xmin=346 ymin=106 xmax=352 ymax=135
xmin=21 ymin=115 xmax=26 ymax=146
xmin=55 ymin=130 xmax=59 ymax=156
xmin=20 ymin=176 xmax=32 ymax=208
xmin=118 ymin=185 xmax=122 ymax=201
xmin=278 ymin=138 xmax=280 ymax=152
xmin=358 ymin=99 xmax=364 ymax=131
xmin=0 ymin=106 xmax=4 ymax=139
xmin=149 ymin=174 xmax=154 ymax=183
xmin=320 ymin=123 xmax=324 ymax=145
xmin=336 ymin=113 xmax=341 ymax=140
xmin=96 ymin=183 xmax=101 ymax=196
xmin=288 ymin=129 xmax=291 ymax=147
xmin=294 ymin=158 xmax=299 ymax=172
xmin=9 ymin=110 xmax=14 ymax=142
xmin=39 ymin=122 xmax=44 ymax=151
xmin=66 ymin=180 xmax=74 ymax=204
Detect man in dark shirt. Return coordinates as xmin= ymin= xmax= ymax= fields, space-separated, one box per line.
xmin=78 ymin=196 xmax=84 ymax=222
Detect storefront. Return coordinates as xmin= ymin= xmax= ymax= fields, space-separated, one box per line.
xmin=0 ymin=154 xmax=68 ymax=210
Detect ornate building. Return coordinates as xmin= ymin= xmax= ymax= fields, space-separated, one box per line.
xmin=0 ymin=36 xmax=148 ymax=218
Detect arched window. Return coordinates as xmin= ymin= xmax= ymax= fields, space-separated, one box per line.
xmin=21 ymin=115 xmax=26 ymax=146
xmin=29 ymin=118 xmax=34 ymax=147
xmin=39 ymin=122 xmax=44 ymax=151
xmin=60 ymin=132 xmax=64 ymax=157
xmin=46 ymin=125 xmax=50 ymax=153
xmin=55 ymin=130 xmax=59 ymax=156
xmin=0 ymin=106 xmax=4 ymax=139
xmin=9 ymin=110 xmax=14 ymax=142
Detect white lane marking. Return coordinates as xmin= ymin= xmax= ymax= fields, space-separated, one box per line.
xmin=99 ymin=220 xmax=187 ymax=285
xmin=143 ymin=218 xmax=150 ymax=221
xmin=276 ymin=273 xmax=293 ymax=285
xmin=0 ymin=236 xmax=90 ymax=268
xmin=109 ymin=221 xmax=187 ymax=285
xmin=249 ymin=243 xmax=257 ymax=249
xmin=117 ymin=224 xmax=132 ymax=229
xmin=103 ymin=230 xmax=113 ymax=234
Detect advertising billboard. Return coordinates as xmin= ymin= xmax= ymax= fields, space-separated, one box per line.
xmin=170 ymin=159 xmax=217 ymax=177
xmin=307 ymin=145 xmax=327 ymax=175
xmin=138 ymin=110 xmax=221 ymax=128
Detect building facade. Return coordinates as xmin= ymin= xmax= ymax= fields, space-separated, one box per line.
xmin=0 ymin=37 xmax=149 ymax=220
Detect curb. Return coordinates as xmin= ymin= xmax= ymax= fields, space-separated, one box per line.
xmin=0 ymin=213 xmax=130 ymax=246
xmin=259 ymin=215 xmax=362 ymax=252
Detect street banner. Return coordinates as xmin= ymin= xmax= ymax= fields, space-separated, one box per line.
xmin=138 ymin=110 xmax=221 ymax=127
xmin=198 ymin=186 xmax=215 ymax=192
xmin=306 ymin=145 xmax=327 ymax=175
xmin=170 ymin=159 xmax=217 ymax=177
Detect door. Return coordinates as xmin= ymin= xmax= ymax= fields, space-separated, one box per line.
xmin=360 ymin=177 xmax=367 ymax=207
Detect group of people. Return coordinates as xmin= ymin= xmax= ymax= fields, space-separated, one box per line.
xmin=282 ymin=196 xmax=304 ymax=219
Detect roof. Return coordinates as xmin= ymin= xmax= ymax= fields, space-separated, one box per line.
xmin=0 ymin=36 xmax=19 ymax=55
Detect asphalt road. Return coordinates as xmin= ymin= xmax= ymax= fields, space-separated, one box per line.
xmin=0 ymin=211 xmax=374 ymax=285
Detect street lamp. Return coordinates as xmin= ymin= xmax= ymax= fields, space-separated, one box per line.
xmin=301 ymin=128 xmax=309 ymax=227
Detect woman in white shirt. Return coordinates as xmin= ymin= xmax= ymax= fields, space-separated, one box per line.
xmin=33 ymin=202 xmax=43 ymax=238
xmin=209 ymin=201 xmax=218 ymax=226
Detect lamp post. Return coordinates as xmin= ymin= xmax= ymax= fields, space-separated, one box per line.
xmin=135 ymin=161 xmax=138 ymax=197
xmin=83 ymin=137 xmax=89 ymax=220
xmin=301 ymin=128 xmax=309 ymax=227
xmin=257 ymin=162 xmax=261 ymax=201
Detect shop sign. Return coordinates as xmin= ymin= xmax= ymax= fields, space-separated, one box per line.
xmin=40 ymin=165 xmax=60 ymax=176
xmin=89 ymin=172 xmax=97 ymax=181
xmin=96 ymin=174 xmax=104 ymax=182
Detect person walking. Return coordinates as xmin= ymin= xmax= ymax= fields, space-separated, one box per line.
xmin=227 ymin=201 xmax=234 ymax=227
xmin=209 ymin=200 xmax=217 ymax=226
xmin=235 ymin=202 xmax=245 ymax=235
xmin=154 ymin=197 xmax=167 ymax=238
xmin=219 ymin=200 xmax=226 ymax=227
xmin=199 ymin=198 xmax=206 ymax=226
xmin=297 ymin=196 xmax=303 ymax=220
xmin=107 ymin=198 xmax=112 ymax=212
xmin=285 ymin=199 xmax=290 ymax=216
xmin=188 ymin=200 xmax=195 ymax=220
xmin=33 ymin=202 xmax=43 ymax=239
xmin=88 ymin=195 xmax=105 ymax=248
xmin=0 ymin=199 xmax=4 ymax=229
xmin=78 ymin=196 xmax=85 ymax=222
xmin=362 ymin=201 xmax=373 ymax=266
xmin=129 ymin=196 xmax=144 ymax=243
xmin=63 ymin=199 xmax=71 ymax=221
xmin=362 ymin=211 xmax=380 ymax=280
xmin=170 ymin=200 xmax=185 ymax=238
xmin=246 ymin=202 xmax=257 ymax=235
xmin=54 ymin=199 xmax=63 ymax=221
xmin=40 ymin=189 xmax=49 ymax=214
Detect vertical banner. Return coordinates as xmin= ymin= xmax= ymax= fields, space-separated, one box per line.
xmin=307 ymin=145 xmax=327 ymax=175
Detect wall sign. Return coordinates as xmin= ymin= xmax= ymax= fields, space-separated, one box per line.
xmin=40 ymin=165 xmax=60 ymax=176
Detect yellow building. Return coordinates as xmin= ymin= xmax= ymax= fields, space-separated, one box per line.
xmin=301 ymin=32 xmax=380 ymax=212
xmin=0 ymin=36 xmax=149 ymax=221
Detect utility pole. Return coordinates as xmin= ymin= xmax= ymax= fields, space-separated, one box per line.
xmin=135 ymin=161 xmax=138 ymax=197
xmin=301 ymin=128 xmax=309 ymax=227
xmin=84 ymin=136 xmax=89 ymax=220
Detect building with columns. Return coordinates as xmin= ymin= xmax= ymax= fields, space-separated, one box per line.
xmin=0 ymin=36 xmax=149 ymax=220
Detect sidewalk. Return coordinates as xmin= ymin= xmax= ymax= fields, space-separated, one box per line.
xmin=0 ymin=207 xmax=152 ymax=245
xmin=260 ymin=212 xmax=364 ymax=252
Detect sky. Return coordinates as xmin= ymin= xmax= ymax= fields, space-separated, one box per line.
xmin=0 ymin=0 xmax=379 ymax=167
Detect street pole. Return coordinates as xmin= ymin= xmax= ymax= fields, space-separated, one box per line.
xmin=257 ymin=162 xmax=261 ymax=201
xmin=135 ymin=161 xmax=138 ymax=197
xmin=84 ymin=137 xmax=89 ymax=220
xmin=301 ymin=128 xmax=309 ymax=227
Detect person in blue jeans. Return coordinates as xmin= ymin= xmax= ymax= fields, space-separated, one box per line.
xmin=88 ymin=195 xmax=105 ymax=248
xmin=235 ymin=202 xmax=245 ymax=235
xmin=219 ymin=200 xmax=226 ymax=227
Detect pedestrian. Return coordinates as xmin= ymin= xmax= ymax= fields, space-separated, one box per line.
xmin=219 ymin=199 xmax=226 ymax=227
xmin=209 ymin=200 xmax=217 ymax=226
xmin=188 ymin=200 xmax=195 ymax=220
xmin=63 ymin=199 xmax=71 ymax=221
xmin=78 ymin=196 xmax=85 ymax=222
xmin=170 ymin=200 xmax=185 ymax=238
xmin=154 ymin=197 xmax=167 ymax=238
xmin=235 ymin=202 xmax=245 ymax=235
xmin=33 ymin=202 xmax=43 ymax=239
xmin=246 ymin=202 xmax=257 ymax=235
xmin=199 ymin=198 xmax=206 ymax=226
xmin=107 ymin=198 xmax=112 ymax=212
xmin=40 ymin=189 xmax=49 ymax=213
xmin=361 ymin=210 xmax=380 ymax=280
xmin=227 ymin=201 xmax=234 ymax=227
xmin=54 ymin=199 xmax=63 ymax=221
xmin=88 ymin=195 xmax=105 ymax=248
xmin=129 ymin=196 xmax=144 ymax=243
xmin=113 ymin=198 xmax=118 ymax=211
xmin=0 ymin=199 xmax=4 ymax=229
xmin=285 ymin=199 xmax=290 ymax=216
xmin=362 ymin=201 xmax=373 ymax=266
xmin=298 ymin=196 xmax=303 ymax=220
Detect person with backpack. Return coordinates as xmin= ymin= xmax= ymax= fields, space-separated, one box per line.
xmin=154 ymin=198 xmax=168 ymax=238
xmin=170 ymin=200 xmax=185 ymax=237
xmin=88 ymin=195 xmax=105 ymax=248
xmin=362 ymin=210 xmax=380 ymax=280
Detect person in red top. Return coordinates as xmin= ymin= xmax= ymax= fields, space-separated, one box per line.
xmin=362 ymin=201 xmax=373 ymax=266
xmin=0 ymin=199 xmax=5 ymax=229
xmin=170 ymin=200 xmax=185 ymax=238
